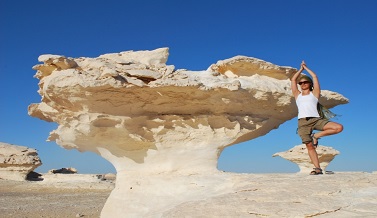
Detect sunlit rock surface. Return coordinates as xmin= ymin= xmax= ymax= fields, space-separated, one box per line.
xmin=28 ymin=48 xmax=348 ymax=217
xmin=273 ymin=144 xmax=340 ymax=173
xmin=0 ymin=142 xmax=42 ymax=181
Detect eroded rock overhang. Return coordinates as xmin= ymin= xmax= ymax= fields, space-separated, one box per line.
xmin=28 ymin=48 xmax=348 ymax=172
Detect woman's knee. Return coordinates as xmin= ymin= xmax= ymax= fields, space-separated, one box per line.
xmin=335 ymin=123 xmax=343 ymax=133
xmin=325 ymin=122 xmax=343 ymax=133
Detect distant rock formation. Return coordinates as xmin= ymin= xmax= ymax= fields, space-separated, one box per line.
xmin=273 ymin=144 xmax=340 ymax=173
xmin=26 ymin=171 xmax=43 ymax=181
xmin=48 ymin=167 xmax=78 ymax=174
xmin=0 ymin=142 xmax=42 ymax=181
xmin=28 ymin=48 xmax=348 ymax=217
xmin=96 ymin=173 xmax=116 ymax=181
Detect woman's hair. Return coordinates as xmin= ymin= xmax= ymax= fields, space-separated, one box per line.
xmin=298 ymin=75 xmax=314 ymax=91
xmin=298 ymin=75 xmax=313 ymax=84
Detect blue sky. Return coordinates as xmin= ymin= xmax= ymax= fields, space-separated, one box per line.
xmin=1 ymin=0 xmax=376 ymax=174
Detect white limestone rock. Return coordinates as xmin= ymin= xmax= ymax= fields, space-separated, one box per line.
xmin=33 ymin=55 xmax=78 ymax=79
xmin=163 ymin=172 xmax=377 ymax=218
xmin=0 ymin=142 xmax=42 ymax=181
xmin=98 ymin=47 xmax=169 ymax=67
xmin=273 ymin=144 xmax=340 ymax=173
xmin=37 ymin=173 xmax=115 ymax=189
xmin=28 ymin=48 xmax=349 ymax=217
xmin=207 ymin=55 xmax=297 ymax=79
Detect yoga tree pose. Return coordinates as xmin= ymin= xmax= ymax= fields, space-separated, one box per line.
xmin=291 ymin=61 xmax=343 ymax=175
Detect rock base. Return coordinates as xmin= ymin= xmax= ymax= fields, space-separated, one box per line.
xmin=273 ymin=144 xmax=340 ymax=173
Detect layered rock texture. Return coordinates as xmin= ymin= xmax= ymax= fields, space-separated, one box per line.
xmin=0 ymin=142 xmax=42 ymax=181
xmin=28 ymin=48 xmax=348 ymax=217
xmin=273 ymin=144 xmax=340 ymax=173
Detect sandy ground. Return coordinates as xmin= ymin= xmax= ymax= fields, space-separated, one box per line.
xmin=0 ymin=175 xmax=113 ymax=218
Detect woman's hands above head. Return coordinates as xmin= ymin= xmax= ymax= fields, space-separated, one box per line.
xmin=301 ymin=60 xmax=307 ymax=69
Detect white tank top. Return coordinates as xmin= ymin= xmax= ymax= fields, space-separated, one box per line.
xmin=296 ymin=92 xmax=320 ymax=119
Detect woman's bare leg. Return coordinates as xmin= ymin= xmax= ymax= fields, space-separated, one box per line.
xmin=306 ymin=142 xmax=320 ymax=169
xmin=312 ymin=121 xmax=343 ymax=144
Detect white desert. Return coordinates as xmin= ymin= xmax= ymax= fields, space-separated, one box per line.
xmin=1 ymin=48 xmax=375 ymax=217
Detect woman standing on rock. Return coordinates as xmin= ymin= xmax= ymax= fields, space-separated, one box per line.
xmin=291 ymin=61 xmax=343 ymax=175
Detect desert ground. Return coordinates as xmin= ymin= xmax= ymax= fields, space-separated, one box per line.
xmin=1 ymin=172 xmax=376 ymax=218
xmin=0 ymin=174 xmax=113 ymax=218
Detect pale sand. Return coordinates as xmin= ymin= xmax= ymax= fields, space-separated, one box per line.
xmin=0 ymin=180 xmax=111 ymax=218
xmin=1 ymin=172 xmax=376 ymax=218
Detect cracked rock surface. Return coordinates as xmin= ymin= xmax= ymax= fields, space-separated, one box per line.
xmin=163 ymin=172 xmax=377 ymax=217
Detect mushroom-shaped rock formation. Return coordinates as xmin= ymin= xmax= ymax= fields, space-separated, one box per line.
xmin=28 ymin=48 xmax=348 ymax=217
xmin=0 ymin=142 xmax=42 ymax=181
xmin=273 ymin=144 xmax=340 ymax=173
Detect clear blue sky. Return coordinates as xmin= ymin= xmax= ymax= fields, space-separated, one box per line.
xmin=1 ymin=0 xmax=376 ymax=174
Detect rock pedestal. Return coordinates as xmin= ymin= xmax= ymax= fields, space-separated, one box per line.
xmin=0 ymin=142 xmax=42 ymax=181
xmin=28 ymin=48 xmax=348 ymax=217
xmin=273 ymin=144 xmax=340 ymax=173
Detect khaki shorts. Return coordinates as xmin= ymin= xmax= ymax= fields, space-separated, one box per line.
xmin=297 ymin=117 xmax=329 ymax=144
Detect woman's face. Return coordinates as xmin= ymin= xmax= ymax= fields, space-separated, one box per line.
xmin=298 ymin=80 xmax=311 ymax=90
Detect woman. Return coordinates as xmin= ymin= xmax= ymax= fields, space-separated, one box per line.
xmin=291 ymin=61 xmax=343 ymax=175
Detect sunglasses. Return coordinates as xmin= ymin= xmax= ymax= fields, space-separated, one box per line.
xmin=298 ymin=81 xmax=310 ymax=85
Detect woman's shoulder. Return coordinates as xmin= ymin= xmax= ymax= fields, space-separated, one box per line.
xmin=310 ymin=91 xmax=320 ymax=99
xmin=294 ymin=92 xmax=302 ymax=99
